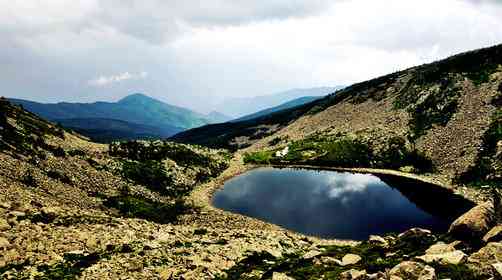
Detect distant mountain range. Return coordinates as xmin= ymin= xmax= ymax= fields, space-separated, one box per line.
xmin=214 ymin=87 xmax=344 ymax=117
xmin=234 ymin=96 xmax=323 ymax=122
xmin=9 ymin=93 xmax=231 ymax=142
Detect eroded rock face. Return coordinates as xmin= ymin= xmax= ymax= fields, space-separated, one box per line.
xmin=448 ymin=201 xmax=496 ymax=242
xmin=389 ymin=261 xmax=436 ymax=280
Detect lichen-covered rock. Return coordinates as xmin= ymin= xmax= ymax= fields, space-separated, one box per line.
xmin=424 ymin=241 xmax=461 ymax=255
xmin=492 ymin=262 xmax=502 ymax=278
xmin=416 ymin=250 xmax=467 ymax=265
xmin=0 ymin=218 xmax=10 ymax=231
xmin=483 ymin=225 xmax=502 ymax=243
xmin=0 ymin=236 xmax=10 ymax=249
xmin=341 ymin=254 xmax=362 ymax=266
xmin=468 ymin=242 xmax=502 ymax=265
xmin=272 ymin=272 xmax=296 ymax=280
xmin=448 ymin=201 xmax=496 ymax=241
xmin=398 ymin=228 xmax=432 ymax=240
xmin=389 ymin=261 xmax=436 ymax=280
xmin=340 ymin=269 xmax=368 ymax=280
xmin=369 ymin=235 xmax=389 ymax=248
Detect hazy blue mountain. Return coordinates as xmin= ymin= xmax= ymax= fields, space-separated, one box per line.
xmin=215 ymin=86 xmax=344 ymax=117
xmin=205 ymin=111 xmax=232 ymax=123
xmin=10 ymin=93 xmax=211 ymax=129
xmin=55 ymin=118 xmax=181 ymax=142
xmin=9 ymin=93 xmax=213 ymax=141
xmin=234 ymin=96 xmax=323 ymax=122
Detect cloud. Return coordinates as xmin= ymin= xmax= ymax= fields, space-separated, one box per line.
xmin=88 ymin=71 xmax=148 ymax=87
xmin=1 ymin=0 xmax=502 ymax=112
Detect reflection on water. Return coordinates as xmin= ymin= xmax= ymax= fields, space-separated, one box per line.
xmin=212 ymin=167 xmax=474 ymax=240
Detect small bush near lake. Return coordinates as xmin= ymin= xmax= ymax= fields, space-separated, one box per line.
xmin=243 ymin=151 xmax=275 ymax=164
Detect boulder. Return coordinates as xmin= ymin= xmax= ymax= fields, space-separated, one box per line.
xmin=448 ymin=201 xmax=496 ymax=242
xmin=492 ymin=263 xmax=502 ymax=278
xmin=416 ymin=250 xmax=467 ymax=265
xmin=0 ymin=218 xmax=10 ymax=231
xmin=369 ymin=235 xmax=389 ymax=248
xmin=340 ymin=269 xmax=368 ymax=280
xmin=341 ymin=254 xmax=362 ymax=266
xmin=468 ymin=242 xmax=502 ymax=265
xmin=483 ymin=225 xmax=502 ymax=243
xmin=389 ymin=261 xmax=436 ymax=280
xmin=272 ymin=272 xmax=295 ymax=280
xmin=302 ymin=249 xmax=321 ymax=260
xmin=0 ymin=236 xmax=10 ymax=249
xmin=424 ymin=241 xmax=461 ymax=255
xmin=398 ymin=228 xmax=432 ymax=240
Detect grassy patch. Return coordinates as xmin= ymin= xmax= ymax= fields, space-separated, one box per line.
xmin=432 ymin=263 xmax=479 ymax=280
xmin=103 ymin=195 xmax=191 ymax=224
xmin=243 ymin=151 xmax=275 ymax=164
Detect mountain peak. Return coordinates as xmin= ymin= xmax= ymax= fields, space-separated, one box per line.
xmin=118 ymin=93 xmax=157 ymax=104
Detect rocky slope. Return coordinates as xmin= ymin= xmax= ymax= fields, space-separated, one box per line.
xmin=0 ymin=99 xmax=352 ymax=279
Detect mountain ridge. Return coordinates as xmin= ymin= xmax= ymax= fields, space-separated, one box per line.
xmin=8 ymin=93 xmax=225 ymax=141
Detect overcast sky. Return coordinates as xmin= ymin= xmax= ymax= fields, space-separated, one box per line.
xmin=2 ymin=0 xmax=502 ymax=113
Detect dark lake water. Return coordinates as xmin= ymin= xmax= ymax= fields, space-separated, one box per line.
xmin=213 ymin=167 xmax=475 ymax=240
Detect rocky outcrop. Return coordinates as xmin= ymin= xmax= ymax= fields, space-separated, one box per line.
xmin=389 ymin=261 xmax=436 ymax=280
xmin=448 ymin=201 xmax=496 ymax=241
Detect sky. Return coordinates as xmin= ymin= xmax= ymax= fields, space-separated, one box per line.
xmin=2 ymin=0 xmax=502 ymax=113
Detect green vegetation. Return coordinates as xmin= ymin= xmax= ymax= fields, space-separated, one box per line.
xmin=35 ymin=252 xmax=104 ymax=280
xmin=243 ymin=151 xmax=275 ymax=164
xmin=105 ymin=140 xmax=229 ymax=223
xmin=21 ymin=169 xmax=38 ymax=187
xmin=409 ymin=83 xmax=460 ymax=140
xmin=244 ymin=134 xmax=432 ymax=173
xmin=432 ymin=263 xmax=479 ymax=280
xmin=120 ymin=160 xmax=177 ymax=196
xmin=110 ymin=140 xmax=229 ymax=197
xmin=103 ymin=195 xmax=191 ymax=224
xmin=0 ymin=99 xmax=68 ymax=158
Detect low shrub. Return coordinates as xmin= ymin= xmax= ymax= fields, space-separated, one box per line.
xmin=121 ymin=160 xmax=175 ymax=196
xmin=243 ymin=151 xmax=274 ymax=164
xmin=104 ymin=195 xmax=191 ymax=224
xmin=46 ymin=170 xmax=73 ymax=185
xmin=318 ymin=138 xmax=372 ymax=167
xmin=21 ymin=170 xmax=37 ymax=187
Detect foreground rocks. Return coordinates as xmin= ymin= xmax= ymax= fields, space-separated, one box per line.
xmin=448 ymin=201 xmax=496 ymax=242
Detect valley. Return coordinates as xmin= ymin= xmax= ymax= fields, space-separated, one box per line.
xmin=0 ymin=43 xmax=501 ymax=280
